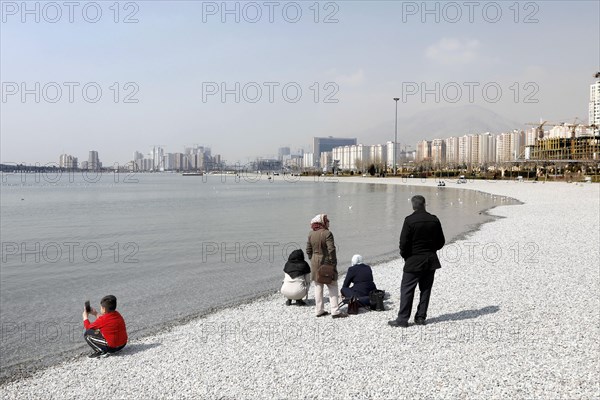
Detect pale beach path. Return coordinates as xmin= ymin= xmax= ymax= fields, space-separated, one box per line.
xmin=2 ymin=179 xmax=599 ymax=399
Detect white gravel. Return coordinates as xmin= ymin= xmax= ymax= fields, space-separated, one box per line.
xmin=2 ymin=179 xmax=599 ymax=399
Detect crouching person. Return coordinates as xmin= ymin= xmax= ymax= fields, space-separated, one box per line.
xmin=83 ymin=295 xmax=128 ymax=358
xmin=281 ymin=249 xmax=311 ymax=306
xmin=341 ymin=255 xmax=377 ymax=307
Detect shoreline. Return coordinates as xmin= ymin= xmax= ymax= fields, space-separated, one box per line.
xmin=2 ymin=179 xmax=598 ymax=399
xmin=0 ymin=178 xmax=512 ymax=386
xmin=0 ymin=177 xmax=508 ymax=385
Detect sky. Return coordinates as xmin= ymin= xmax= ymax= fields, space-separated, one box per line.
xmin=1 ymin=0 xmax=599 ymax=165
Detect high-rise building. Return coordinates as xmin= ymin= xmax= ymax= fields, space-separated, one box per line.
xmin=469 ymin=135 xmax=480 ymax=165
xmin=415 ymin=140 xmax=432 ymax=162
xmin=88 ymin=151 xmax=100 ymax=170
xmin=320 ymin=151 xmax=332 ymax=171
xmin=59 ymin=154 xmax=78 ymax=169
xmin=331 ymin=144 xmax=372 ymax=171
xmin=496 ymin=133 xmax=512 ymax=163
xmin=478 ymin=133 xmax=496 ymax=165
xmin=431 ymin=139 xmax=446 ymax=165
xmin=510 ymin=130 xmax=525 ymax=160
xmin=590 ymin=79 xmax=600 ymax=133
xmin=370 ymin=144 xmax=387 ymax=168
xmin=458 ymin=135 xmax=472 ymax=165
xmin=445 ymin=137 xmax=459 ymax=165
xmin=302 ymin=153 xmax=314 ymax=169
xmin=385 ymin=141 xmax=402 ymax=169
xmin=163 ymin=153 xmax=174 ymax=171
xmin=312 ymin=137 xmax=357 ymax=168
xmin=278 ymin=147 xmax=291 ymax=161
xmin=152 ymin=146 xmax=164 ymax=171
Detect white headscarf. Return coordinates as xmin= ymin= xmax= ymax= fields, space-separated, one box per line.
xmin=311 ymin=214 xmax=325 ymax=225
xmin=351 ymin=254 xmax=363 ymax=266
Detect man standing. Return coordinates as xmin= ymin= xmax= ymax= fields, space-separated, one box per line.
xmin=389 ymin=195 xmax=445 ymax=327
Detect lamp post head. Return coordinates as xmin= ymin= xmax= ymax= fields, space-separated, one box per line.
xmin=393 ymin=97 xmax=400 ymax=101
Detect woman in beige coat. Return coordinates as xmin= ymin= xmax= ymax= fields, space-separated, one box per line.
xmin=306 ymin=214 xmax=348 ymax=318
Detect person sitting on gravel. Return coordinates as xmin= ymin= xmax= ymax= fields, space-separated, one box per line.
xmin=281 ymin=249 xmax=311 ymax=306
xmin=341 ymin=254 xmax=377 ymax=307
xmin=82 ymin=295 xmax=128 ymax=358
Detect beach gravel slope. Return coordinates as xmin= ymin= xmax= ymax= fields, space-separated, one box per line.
xmin=1 ymin=180 xmax=599 ymax=399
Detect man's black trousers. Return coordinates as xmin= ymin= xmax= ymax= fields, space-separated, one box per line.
xmin=397 ymin=269 xmax=436 ymax=323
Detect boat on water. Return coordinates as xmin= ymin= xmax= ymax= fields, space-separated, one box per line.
xmin=182 ymin=172 xmax=203 ymax=176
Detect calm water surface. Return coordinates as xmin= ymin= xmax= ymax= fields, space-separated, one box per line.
xmin=0 ymin=173 xmax=513 ymax=379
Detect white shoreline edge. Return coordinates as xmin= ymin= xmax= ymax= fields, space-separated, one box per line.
xmin=2 ymin=178 xmax=599 ymax=400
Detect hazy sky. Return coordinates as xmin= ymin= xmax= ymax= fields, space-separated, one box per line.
xmin=1 ymin=0 xmax=598 ymax=165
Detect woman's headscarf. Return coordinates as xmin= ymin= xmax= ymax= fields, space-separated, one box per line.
xmin=351 ymin=254 xmax=363 ymax=266
xmin=310 ymin=214 xmax=329 ymax=231
xmin=284 ymin=249 xmax=311 ymax=278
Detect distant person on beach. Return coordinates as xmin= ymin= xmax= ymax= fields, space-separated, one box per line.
xmin=306 ymin=214 xmax=348 ymax=319
xmin=82 ymin=295 xmax=128 ymax=358
xmin=341 ymin=254 xmax=377 ymax=307
xmin=281 ymin=249 xmax=311 ymax=306
xmin=389 ymin=195 xmax=445 ymax=328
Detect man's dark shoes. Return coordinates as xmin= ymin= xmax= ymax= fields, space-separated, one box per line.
xmin=415 ymin=317 xmax=426 ymax=325
xmin=332 ymin=312 xmax=348 ymax=319
xmin=285 ymin=299 xmax=292 ymax=306
xmin=88 ymin=352 xmax=108 ymax=359
xmin=295 ymin=299 xmax=306 ymax=306
xmin=388 ymin=320 xmax=409 ymax=328
xmin=316 ymin=311 xmax=330 ymax=317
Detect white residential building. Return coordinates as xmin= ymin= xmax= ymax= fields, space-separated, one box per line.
xmin=445 ymin=137 xmax=459 ymax=165
xmin=478 ymin=133 xmax=496 ymax=165
xmin=458 ymin=135 xmax=472 ymax=165
xmin=431 ymin=139 xmax=446 ymax=165
xmin=415 ymin=140 xmax=431 ymax=163
xmin=59 ymin=154 xmax=78 ymax=169
xmin=590 ymin=80 xmax=600 ymax=132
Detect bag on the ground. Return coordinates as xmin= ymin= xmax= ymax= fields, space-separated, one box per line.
xmin=369 ymin=289 xmax=385 ymax=311
xmin=347 ymin=296 xmax=360 ymax=315
xmin=317 ymin=264 xmax=336 ymax=284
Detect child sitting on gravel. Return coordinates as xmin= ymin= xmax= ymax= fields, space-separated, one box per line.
xmin=82 ymin=295 xmax=128 ymax=358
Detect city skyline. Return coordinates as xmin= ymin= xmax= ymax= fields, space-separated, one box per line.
xmin=2 ymin=1 xmax=598 ymax=165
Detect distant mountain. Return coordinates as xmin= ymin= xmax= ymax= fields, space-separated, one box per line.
xmin=359 ymin=105 xmax=524 ymax=146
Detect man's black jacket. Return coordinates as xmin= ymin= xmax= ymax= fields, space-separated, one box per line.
xmin=399 ymin=209 xmax=445 ymax=272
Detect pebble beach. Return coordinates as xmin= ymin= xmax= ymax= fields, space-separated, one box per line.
xmin=2 ymin=178 xmax=599 ymax=399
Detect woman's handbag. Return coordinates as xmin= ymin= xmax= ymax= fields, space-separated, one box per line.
xmin=369 ymin=289 xmax=385 ymax=311
xmin=317 ymin=264 xmax=336 ymax=284
xmin=347 ymin=296 xmax=360 ymax=315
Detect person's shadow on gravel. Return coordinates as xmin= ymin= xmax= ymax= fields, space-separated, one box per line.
xmin=426 ymin=305 xmax=500 ymax=324
xmin=111 ymin=342 xmax=162 ymax=357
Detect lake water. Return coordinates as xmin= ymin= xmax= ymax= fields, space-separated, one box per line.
xmin=0 ymin=172 xmax=509 ymax=380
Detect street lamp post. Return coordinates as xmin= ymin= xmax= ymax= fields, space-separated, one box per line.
xmin=393 ymin=97 xmax=399 ymax=175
